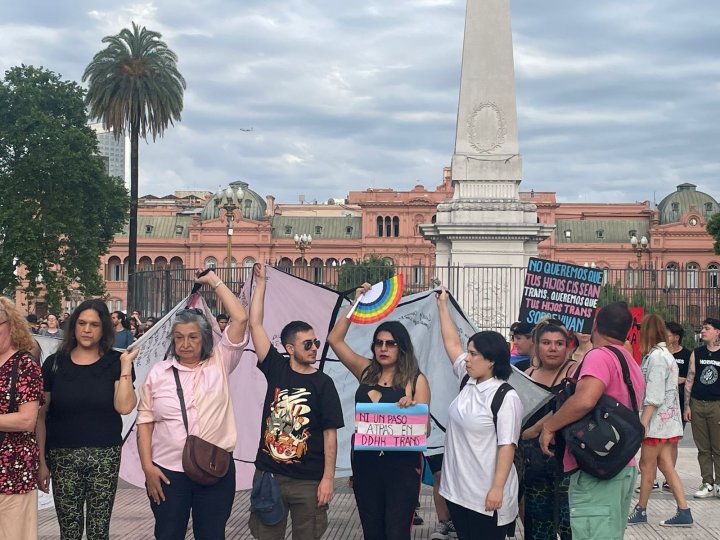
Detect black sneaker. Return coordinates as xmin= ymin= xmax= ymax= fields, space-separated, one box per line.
xmin=413 ymin=511 xmax=424 ymax=526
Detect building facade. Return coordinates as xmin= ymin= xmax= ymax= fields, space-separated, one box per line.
xmin=27 ymin=168 xmax=716 ymax=322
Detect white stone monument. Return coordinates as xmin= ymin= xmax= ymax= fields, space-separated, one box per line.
xmin=421 ymin=0 xmax=553 ymax=330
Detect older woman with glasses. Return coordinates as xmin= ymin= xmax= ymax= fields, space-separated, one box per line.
xmin=328 ymin=282 xmax=430 ymax=540
xmin=137 ymin=269 xmax=249 ymax=540
xmin=0 ymin=297 xmax=44 ymax=540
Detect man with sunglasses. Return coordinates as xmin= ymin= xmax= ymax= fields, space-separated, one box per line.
xmin=248 ymin=263 xmax=344 ymax=540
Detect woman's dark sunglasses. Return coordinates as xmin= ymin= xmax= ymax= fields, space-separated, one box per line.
xmin=301 ymin=339 xmax=321 ymax=351
xmin=373 ymin=339 xmax=398 ymax=348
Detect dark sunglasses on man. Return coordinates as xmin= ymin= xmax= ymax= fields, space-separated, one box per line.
xmin=300 ymin=339 xmax=321 ymax=351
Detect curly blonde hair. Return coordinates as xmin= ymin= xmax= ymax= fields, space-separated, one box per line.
xmin=0 ymin=297 xmax=35 ymax=353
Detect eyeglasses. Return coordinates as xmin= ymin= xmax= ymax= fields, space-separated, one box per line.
xmin=301 ymin=339 xmax=321 ymax=351
xmin=373 ymin=339 xmax=398 ymax=349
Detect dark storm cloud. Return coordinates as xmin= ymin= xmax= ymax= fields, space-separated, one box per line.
xmin=1 ymin=0 xmax=718 ymax=204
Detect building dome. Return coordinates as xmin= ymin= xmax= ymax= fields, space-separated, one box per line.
xmin=657 ymin=183 xmax=719 ymax=224
xmin=200 ymin=181 xmax=267 ymax=221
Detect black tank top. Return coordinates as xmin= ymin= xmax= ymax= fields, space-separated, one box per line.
xmin=691 ymin=345 xmax=720 ymax=401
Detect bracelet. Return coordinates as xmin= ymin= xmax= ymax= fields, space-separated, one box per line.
xmin=212 ymin=280 xmax=224 ymax=290
xmin=120 ymin=374 xmax=132 ymax=380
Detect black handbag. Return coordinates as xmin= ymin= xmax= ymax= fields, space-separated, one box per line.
xmin=561 ymin=346 xmax=644 ymax=480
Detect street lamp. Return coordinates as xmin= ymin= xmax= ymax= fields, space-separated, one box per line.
xmin=214 ymin=184 xmax=244 ymax=280
xmin=294 ymin=233 xmax=312 ymax=259
xmin=630 ymin=235 xmax=649 ymax=265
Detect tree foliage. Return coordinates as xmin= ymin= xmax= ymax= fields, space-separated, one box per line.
xmin=0 ymin=65 xmax=129 ymax=313
xmin=83 ymin=22 xmax=186 ymax=310
xmin=337 ymin=254 xmax=396 ymax=293
xmin=707 ymin=211 xmax=720 ymax=255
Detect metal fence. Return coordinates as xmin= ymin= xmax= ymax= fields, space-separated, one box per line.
xmin=129 ymin=265 xmax=720 ymax=333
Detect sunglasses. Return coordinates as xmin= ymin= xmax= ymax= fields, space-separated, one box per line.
xmin=300 ymin=339 xmax=321 ymax=351
xmin=373 ymin=339 xmax=398 ymax=349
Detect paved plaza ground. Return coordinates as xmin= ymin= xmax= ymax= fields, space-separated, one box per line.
xmin=38 ymin=441 xmax=720 ymax=539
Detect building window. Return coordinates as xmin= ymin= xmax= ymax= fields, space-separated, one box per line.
xmin=345 ymin=226 xmax=353 ymax=236
xmin=687 ymin=263 xmax=699 ymax=288
xmin=665 ymin=263 xmax=678 ymax=289
xmin=384 ymin=216 xmax=391 ymax=237
xmin=376 ymin=216 xmax=383 ymax=237
xmin=671 ymin=202 xmax=679 ymax=211
xmin=564 ymin=229 xmax=572 ymax=240
xmin=315 ymin=226 xmax=322 ymax=236
xmin=145 ymin=224 xmax=154 ymax=234
xmin=705 ymin=202 xmax=713 ymax=213
xmin=628 ymin=229 xmax=637 ymax=238
xmin=392 ymin=216 xmax=400 ymax=237
xmin=243 ymin=199 xmax=252 ymax=218
xmin=107 ymin=257 xmax=123 ymax=282
xmin=175 ymin=225 xmax=184 ymax=235
xmin=412 ymin=266 xmax=425 ymax=285
xmin=277 ymin=257 xmax=293 ymax=273
xmin=709 ymin=264 xmax=719 ymax=288
xmin=204 ymin=257 xmax=217 ymax=269
xmin=596 ymin=229 xmax=604 ymax=240
xmin=284 ymin=225 xmax=292 ymax=235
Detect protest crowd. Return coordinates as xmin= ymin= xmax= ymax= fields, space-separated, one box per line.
xmin=2 ymin=261 xmax=720 ymax=540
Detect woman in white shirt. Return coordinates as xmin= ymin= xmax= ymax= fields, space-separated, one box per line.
xmin=436 ymin=288 xmax=523 ymax=540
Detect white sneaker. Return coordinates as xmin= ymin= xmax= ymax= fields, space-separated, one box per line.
xmin=693 ymin=483 xmax=715 ymax=498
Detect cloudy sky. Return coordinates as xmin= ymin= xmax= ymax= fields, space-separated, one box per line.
xmin=1 ymin=1 xmax=718 ymax=204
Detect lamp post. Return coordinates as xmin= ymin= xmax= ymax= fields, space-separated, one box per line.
xmin=629 ymin=235 xmax=649 ymax=289
xmin=214 ymin=184 xmax=244 ymax=281
xmin=294 ymin=233 xmax=312 ymax=278
xmin=630 ymin=235 xmax=649 ymax=265
xmin=294 ymin=233 xmax=312 ymax=259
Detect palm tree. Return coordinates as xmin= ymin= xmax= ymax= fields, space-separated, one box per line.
xmin=83 ymin=22 xmax=186 ymax=311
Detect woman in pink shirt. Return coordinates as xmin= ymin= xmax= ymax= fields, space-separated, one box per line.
xmin=136 ymin=270 xmax=248 ymax=540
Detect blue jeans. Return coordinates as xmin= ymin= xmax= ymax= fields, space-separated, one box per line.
xmin=149 ymin=460 xmax=235 ymax=540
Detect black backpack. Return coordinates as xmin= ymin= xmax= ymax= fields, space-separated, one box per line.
xmin=460 ymin=375 xmax=513 ymax=433
xmin=560 ymin=345 xmax=644 ymax=480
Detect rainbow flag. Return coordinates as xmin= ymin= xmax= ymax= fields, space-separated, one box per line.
xmin=348 ymin=274 xmax=404 ymax=324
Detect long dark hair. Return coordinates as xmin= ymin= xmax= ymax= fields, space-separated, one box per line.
xmin=58 ymin=299 xmax=115 ymax=357
xmin=361 ymin=321 xmax=421 ymax=389
xmin=112 ymin=310 xmax=131 ymax=331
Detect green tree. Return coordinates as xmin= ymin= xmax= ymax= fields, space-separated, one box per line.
xmin=83 ymin=22 xmax=186 ymax=310
xmin=707 ymin=211 xmax=720 ymax=255
xmin=337 ymin=254 xmax=395 ymax=293
xmin=0 ymin=65 xmax=129 ymax=313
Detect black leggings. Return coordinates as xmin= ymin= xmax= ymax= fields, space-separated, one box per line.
xmin=351 ymin=450 xmax=422 ymax=540
xmin=446 ymin=500 xmax=508 ymax=540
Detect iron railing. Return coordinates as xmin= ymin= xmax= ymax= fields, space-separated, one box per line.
xmin=128 ymin=265 xmax=720 ymax=334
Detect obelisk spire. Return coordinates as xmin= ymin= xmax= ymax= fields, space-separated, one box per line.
xmin=452 ymin=0 xmax=521 ymax=198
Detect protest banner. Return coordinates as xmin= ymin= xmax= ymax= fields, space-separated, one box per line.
xmin=628 ymin=307 xmax=644 ymax=364
xmin=354 ymin=403 xmax=428 ymax=451
xmin=518 ymin=257 xmax=604 ymax=333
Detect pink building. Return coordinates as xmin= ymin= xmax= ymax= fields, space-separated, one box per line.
xmin=23 ymin=169 xmax=715 ymax=318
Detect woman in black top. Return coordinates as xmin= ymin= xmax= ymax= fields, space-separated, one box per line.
xmin=666 ymin=321 xmax=691 ymax=481
xmin=520 ymin=319 xmax=576 ymax=540
xmin=37 ymin=299 xmax=138 ymax=540
xmin=328 ymin=283 xmax=430 ymax=540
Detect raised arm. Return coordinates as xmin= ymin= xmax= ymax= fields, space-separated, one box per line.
xmin=436 ymin=287 xmax=464 ymax=363
xmin=327 ymin=284 xmax=372 ymax=382
xmin=113 ymin=349 xmax=139 ymax=414
xmin=249 ymin=263 xmax=272 ymax=362
xmin=196 ymin=269 xmax=248 ymax=344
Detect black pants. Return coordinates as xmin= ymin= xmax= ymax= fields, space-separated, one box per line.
xmin=446 ymin=500 xmax=507 ymax=540
xmin=149 ymin=461 xmax=235 ymax=540
xmin=351 ymin=451 xmax=422 ymax=540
